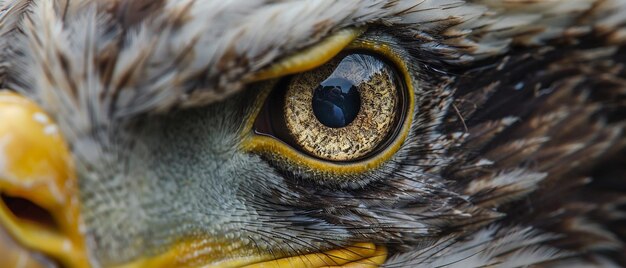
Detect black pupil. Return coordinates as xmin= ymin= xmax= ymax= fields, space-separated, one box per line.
xmin=312 ymin=78 xmax=361 ymax=128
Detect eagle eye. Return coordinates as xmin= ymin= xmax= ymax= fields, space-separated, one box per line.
xmin=263 ymin=52 xmax=407 ymax=161
xmin=250 ymin=51 xmax=413 ymax=169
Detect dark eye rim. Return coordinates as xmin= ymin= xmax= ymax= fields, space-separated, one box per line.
xmin=252 ymin=50 xmax=411 ymax=163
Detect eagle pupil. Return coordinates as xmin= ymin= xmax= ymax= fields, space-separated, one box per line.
xmin=312 ymin=78 xmax=361 ymax=128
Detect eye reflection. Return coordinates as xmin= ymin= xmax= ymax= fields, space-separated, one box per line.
xmin=312 ymin=78 xmax=361 ymax=128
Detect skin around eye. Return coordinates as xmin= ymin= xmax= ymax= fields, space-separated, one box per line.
xmin=284 ymin=53 xmax=400 ymax=161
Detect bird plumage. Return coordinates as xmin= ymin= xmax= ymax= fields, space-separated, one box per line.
xmin=1 ymin=0 xmax=625 ymax=267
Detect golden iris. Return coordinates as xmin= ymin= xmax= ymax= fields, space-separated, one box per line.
xmin=283 ymin=53 xmax=401 ymax=161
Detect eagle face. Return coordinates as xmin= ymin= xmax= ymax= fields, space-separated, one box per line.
xmin=1 ymin=0 xmax=625 ymax=267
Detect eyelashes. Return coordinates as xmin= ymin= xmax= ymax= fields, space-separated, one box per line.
xmin=253 ymin=52 xmax=409 ymax=162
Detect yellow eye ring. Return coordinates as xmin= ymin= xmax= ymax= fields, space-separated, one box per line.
xmin=242 ymin=32 xmax=416 ymax=178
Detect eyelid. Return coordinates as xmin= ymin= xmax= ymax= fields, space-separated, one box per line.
xmin=251 ymin=28 xmax=365 ymax=81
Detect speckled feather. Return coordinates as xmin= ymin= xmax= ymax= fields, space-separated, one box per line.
xmin=1 ymin=0 xmax=625 ymax=267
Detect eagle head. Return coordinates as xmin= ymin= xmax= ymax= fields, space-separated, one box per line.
xmin=0 ymin=0 xmax=625 ymax=267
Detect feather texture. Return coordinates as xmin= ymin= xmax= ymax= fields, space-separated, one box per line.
xmin=1 ymin=0 xmax=625 ymax=267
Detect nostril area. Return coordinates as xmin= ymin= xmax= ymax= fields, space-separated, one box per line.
xmin=1 ymin=193 xmax=59 ymax=231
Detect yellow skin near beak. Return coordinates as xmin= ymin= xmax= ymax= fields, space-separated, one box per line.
xmin=0 ymin=90 xmax=387 ymax=267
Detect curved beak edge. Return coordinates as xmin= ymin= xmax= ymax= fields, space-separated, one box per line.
xmin=0 ymin=90 xmax=88 ymax=267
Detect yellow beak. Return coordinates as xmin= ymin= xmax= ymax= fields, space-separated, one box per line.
xmin=0 ymin=91 xmax=88 ymax=267
xmin=0 ymin=90 xmax=387 ymax=268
